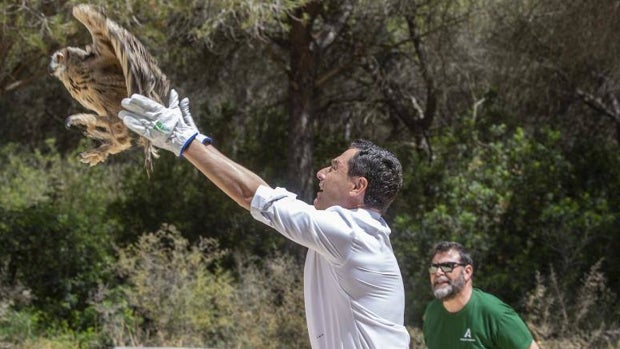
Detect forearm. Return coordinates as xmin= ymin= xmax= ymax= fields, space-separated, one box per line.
xmin=183 ymin=139 xmax=269 ymax=210
xmin=119 ymin=90 xmax=268 ymax=208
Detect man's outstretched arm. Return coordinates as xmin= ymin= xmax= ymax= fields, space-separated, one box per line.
xmin=183 ymin=140 xmax=268 ymax=210
xmin=119 ymin=89 xmax=269 ymax=211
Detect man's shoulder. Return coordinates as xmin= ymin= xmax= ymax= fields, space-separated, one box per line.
xmin=472 ymin=288 xmax=518 ymax=315
xmin=473 ymin=288 xmax=506 ymax=302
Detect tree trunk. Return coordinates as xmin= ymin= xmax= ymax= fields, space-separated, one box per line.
xmin=286 ymin=3 xmax=321 ymax=203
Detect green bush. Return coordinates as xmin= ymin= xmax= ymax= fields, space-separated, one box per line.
xmin=231 ymin=253 xmax=307 ymax=348
xmin=393 ymin=121 xmax=620 ymax=323
xmin=0 ymin=141 xmax=121 ymax=328
xmin=93 ymin=225 xmax=307 ymax=348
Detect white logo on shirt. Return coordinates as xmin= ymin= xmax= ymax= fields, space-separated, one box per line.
xmin=460 ymin=328 xmax=476 ymax=342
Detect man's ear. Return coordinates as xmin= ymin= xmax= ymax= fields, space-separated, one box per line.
xmin=464 ymin=264 xmax=474 ymax=282
xmin=351 ymin=176 xmax=368 ymax=193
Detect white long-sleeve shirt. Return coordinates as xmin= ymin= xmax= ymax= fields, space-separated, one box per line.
xmin=250 ymin=185 xmax=411 ymax=349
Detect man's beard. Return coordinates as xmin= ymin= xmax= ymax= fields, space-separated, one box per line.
xmin=432 ymin=271 xmax=466 ymax=300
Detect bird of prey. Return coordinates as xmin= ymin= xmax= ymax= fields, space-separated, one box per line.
xmin=49 ymin=4 xmax=169 ymax=172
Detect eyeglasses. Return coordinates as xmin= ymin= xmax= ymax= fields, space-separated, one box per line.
xmin=428 ymin=262 xmax=467 ymax=274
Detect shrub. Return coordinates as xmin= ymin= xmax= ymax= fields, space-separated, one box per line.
xmin=94 ymin=225 xmax=234 ymax=347
xmin=94 ymin=225 xmax=308 ymax=348
xmin=525 ymin=260 xmax=619 ymax=349
xmin=0 ymin=141 xmax=120 ymax=328
xmin=232 ymin=253 xmax=307 ymax=348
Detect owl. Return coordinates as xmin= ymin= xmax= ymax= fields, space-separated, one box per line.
xmin=49 ymin=4 xmax=169 ymax=172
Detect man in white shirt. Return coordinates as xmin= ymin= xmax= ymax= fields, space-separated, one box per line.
xmin=119 ymin=90 xmax=411 ymax=348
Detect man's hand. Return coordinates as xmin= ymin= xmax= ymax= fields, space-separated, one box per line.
xmin=119 ymin=89 xmax=206 ymax=156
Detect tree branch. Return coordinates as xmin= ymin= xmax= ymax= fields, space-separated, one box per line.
xmin=313 ymin=2 xmax=352 ymax=51
xmin=575 ymin=88 xmax=620 ymax=123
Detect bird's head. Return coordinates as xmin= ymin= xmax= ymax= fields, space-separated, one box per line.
xmin=48 ymin=46 xmax=93 ymax=78
xmin=48 ymin=49 xmax=66 ymax=77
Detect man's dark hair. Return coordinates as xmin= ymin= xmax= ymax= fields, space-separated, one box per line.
xmin=347 ymin=139 xmax=403 ymax=213
xmin=431 ymin=241 xmax=474 ymax=269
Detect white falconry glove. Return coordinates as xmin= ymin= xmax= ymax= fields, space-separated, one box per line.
xmin=119 ymin=89 xmax=211 ymax=157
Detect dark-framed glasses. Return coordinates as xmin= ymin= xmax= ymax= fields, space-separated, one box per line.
xmin=428 ymin=262 xmax=467 ymax=274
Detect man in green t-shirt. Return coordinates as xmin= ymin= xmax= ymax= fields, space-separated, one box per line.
xmin=423 ymin=241 xmax=540 ymax=349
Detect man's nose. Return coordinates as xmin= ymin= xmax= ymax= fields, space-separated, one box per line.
xmin=317 ymin=167 xmax=327 ymax=180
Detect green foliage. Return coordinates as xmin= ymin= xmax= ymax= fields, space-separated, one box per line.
xmin=0 ymin=142 xmax=51 ymax=209
xmin=95 ymin=225 xmax=234 ymax=347
xmin=181 ymin=0 xmax=313 ymax=43
xmin=393 ymin=111 xmax=620 ymax=324
xmin=0 ymin=0 xmax=619 ymax=346
xmin=92 ymin=226 xmax=307 ymax=348
xmin=0 ymin=0 xmax=75 ymax=94
xmin=0 ymin=301 xmax=102 ymax=348
xmin=108 ymin=151 xmax=283 ymax=256
xmin=0 ymin=306 xmax=39 ymax=346
xmin=0 ymin=141 xmax=121 ymax=328
xmin=232 ymin=253 xmax=307 ymax=348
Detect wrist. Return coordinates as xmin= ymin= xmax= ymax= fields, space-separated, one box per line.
xmin=195 ymin=134 xmax=213 ymax=145
xmin=179 ymin=133 xmax=212 ymax=158
xmin=178 ymin=132 xmax=199 ymax=157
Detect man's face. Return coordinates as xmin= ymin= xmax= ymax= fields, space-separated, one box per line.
xmin=429 ymin=249 xmax=468 ymax=300
xmin=314 ymin=148 xmax=360 ymax=210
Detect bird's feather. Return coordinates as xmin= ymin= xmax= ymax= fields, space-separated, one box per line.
xmin=49 ymin=4 xmax=169 ymax=173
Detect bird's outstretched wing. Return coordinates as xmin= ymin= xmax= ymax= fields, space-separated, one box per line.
xmin=72 ymin=4 xmax=169 ymax=102
xmin=50 ymin=4 xmax=170 ymax=172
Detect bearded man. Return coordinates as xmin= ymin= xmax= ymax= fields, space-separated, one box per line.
xmin=423 ymin=241 xmax=540 ymax=349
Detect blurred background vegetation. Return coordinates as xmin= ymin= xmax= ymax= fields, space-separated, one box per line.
xmin=1 ymin=0 xmax=619 ymax=348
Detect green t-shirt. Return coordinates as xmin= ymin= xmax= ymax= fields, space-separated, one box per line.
xmin=423 ymin=288 xmax=534 ymax=349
